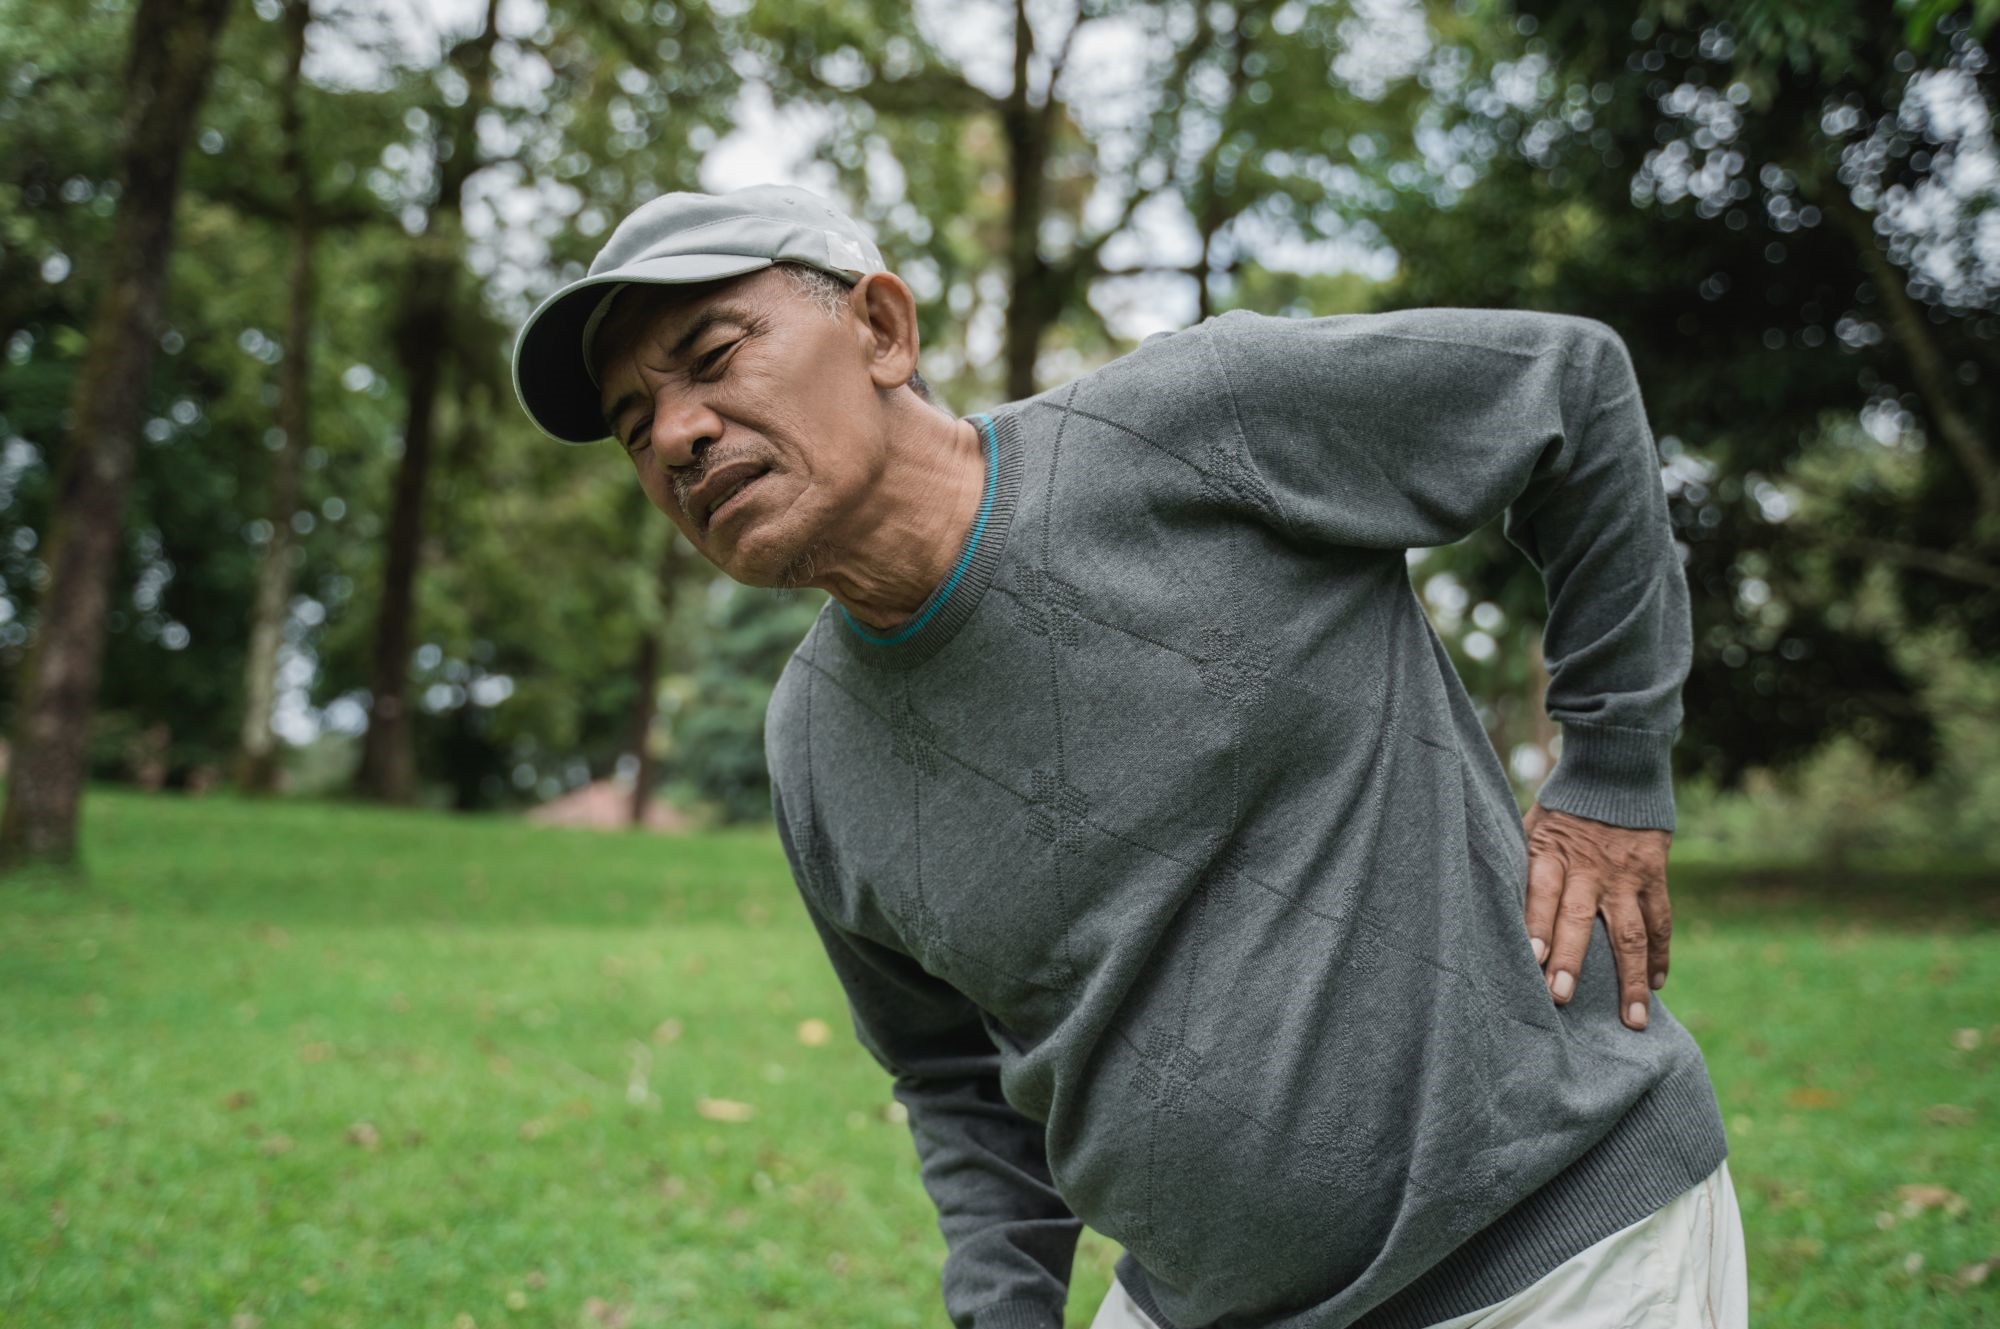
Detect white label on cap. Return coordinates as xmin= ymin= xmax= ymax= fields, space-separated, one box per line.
xmin=828 ymin=234 xmax=870 ymax=270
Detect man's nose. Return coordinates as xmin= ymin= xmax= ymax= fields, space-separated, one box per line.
xmin=649 ymin=396 xmax=722 ymax=469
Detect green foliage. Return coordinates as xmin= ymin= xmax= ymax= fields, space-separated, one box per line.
xmin=1677 ymin=622 xmax=2000 ymax=869
xmin=663 ymin=580 xmax=826 ymax=825
xmin=1366 ymin=0 xmax=1999 ymax=815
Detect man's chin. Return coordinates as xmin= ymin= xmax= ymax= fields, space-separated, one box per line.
xmin=771 ymin=536 xmax=834 ymax=593
xmin=714 ymin=530 xmax=830 ymax=594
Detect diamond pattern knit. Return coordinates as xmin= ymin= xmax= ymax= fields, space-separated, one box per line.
xmin=764 ymin=307 xmax=1727 ymax=1329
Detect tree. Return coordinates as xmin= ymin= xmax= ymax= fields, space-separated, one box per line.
xmin=352 ymin=0 xmax=504 ymax=803
xmin=1359 ymin=0 xmax=1998 ymax=794
xmin=235 ymin=0 xmax=316 ymax=792
xmin=0 ymin=0 xmax=235 ymax=868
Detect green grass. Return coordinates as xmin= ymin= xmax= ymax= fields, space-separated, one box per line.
xmin=1 ymin=790 xmax=1995 ymax=1328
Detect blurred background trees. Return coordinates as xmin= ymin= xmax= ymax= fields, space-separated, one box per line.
xmin=1 ymin=0 xmax=1994 ymax=866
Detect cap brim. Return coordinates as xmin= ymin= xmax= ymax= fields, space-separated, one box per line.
xmin=511 ymin=253 xmax=779 ymax=444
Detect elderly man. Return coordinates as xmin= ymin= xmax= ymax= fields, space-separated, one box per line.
xmin=512 ymin=184 xmax=1745 ymax=1329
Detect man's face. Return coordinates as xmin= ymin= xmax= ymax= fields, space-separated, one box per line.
xmin=592 ymin=266 xmax=886 ymax=586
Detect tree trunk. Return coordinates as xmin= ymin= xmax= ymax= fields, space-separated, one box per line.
xmin=999 ymin=0 xmax=1055 ymax=401
xmin=236 ymin=0 xmax=314 ymax=794
xmin=353 ymin=0 xmax=501 ymax=802
xmin=353 ymin=255 xmax=448 ymax=802
xmin=627 ymin=536 xmax=688 ymax=827
xmin=0 ymin=0 xmax=235 ymax=870
xmin=626 ymin=631 xmax=660 ymax=827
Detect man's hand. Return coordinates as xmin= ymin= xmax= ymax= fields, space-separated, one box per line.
xmin=1521 ymin=801 xmax=1673 ymax=1030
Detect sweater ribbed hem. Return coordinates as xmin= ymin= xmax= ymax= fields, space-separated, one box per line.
xmin=1115 ymin=1054 xmax=1728 ymax=1329
xmin=971 ymin=1296 xmax=1065 ymax=1329
xmin=828 ymin=408 xmax=1026 ymax=672
xmin=1534 ymin=720 xmax=1678 ymax=832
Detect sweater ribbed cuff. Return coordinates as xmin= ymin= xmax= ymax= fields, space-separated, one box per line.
xmin=970 ymin=1298 xmax=1064 ymax=1329
xmin=1535 ymin=720 xmax=1678 ymax=832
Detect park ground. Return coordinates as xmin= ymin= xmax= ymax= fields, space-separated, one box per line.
xmin=1 ymin=790 xmax=1995 ymax=1328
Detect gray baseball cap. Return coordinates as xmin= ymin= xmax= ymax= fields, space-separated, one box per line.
xmin=511 ymin=183 xmax=888 ymax=443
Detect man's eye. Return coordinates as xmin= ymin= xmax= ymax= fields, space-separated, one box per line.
xmin=625 ymin=418 xmax=652 ymax=453
xmin=694 ymin=341 xmax=738 ymax=379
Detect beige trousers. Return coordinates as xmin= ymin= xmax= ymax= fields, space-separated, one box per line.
xmin=1088 ymin=1159 xmax=1747 ymax=1329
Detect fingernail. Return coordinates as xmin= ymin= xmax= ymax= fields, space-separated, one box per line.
xmin=1628 ymin=1001 xmax=1648 ymax=1028
xmin=1552 ymin=971 xmax=1574 ymax=1001
xmin=1531 ymin=937 xmax=1548 ymax=964
xmin=1650 ymin=971 xmax=1666 ymax=990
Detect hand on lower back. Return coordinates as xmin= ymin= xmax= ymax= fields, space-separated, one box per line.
xmin=1521 ymin=801 xmax=1673 ymax=1030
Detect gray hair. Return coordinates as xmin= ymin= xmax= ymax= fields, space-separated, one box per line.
xmin=776 ymin=262 xmax=940 ymax=408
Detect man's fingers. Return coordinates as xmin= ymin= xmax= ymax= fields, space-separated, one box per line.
xmin=1545 ymin=875 xmax=1599 ymax=1004
xmin=1523 ymin=847 xmax=1565 ymax=968
xmin=1639 ymin=877 xmax=1672 ymax=992
xmin=1603 ymin=890 xmax=1653 ymax=1030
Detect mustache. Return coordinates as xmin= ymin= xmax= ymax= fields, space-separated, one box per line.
xmin=671 ymin=465 xmax=701 ymax=519
xmin=670 ymin=450 xmax=765 ymax=525
xmin=670 ymin=455 xmax=721 ymax=521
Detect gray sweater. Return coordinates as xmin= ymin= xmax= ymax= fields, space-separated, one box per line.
xmin=762 ymin=306 xmax=1728 ymax=1329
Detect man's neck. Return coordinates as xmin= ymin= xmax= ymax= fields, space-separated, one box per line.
xmin=811 ymin=408 xmax=988 ymax=631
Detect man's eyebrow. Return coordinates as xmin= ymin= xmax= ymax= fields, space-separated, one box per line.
xmin=600 ymin=305 xmax=759 ymax=440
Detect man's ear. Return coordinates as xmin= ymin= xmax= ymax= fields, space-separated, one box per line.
xmin=851 ymin=271 xmax=922 ymax=392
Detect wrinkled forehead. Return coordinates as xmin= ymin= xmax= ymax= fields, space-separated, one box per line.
xmin=588 ymin=278 xmax=726 ymax=386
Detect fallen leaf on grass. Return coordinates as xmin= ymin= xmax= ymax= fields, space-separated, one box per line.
xmin=222 ymin=1090 xmax=256 ymax=1111
xmin=1924 ymin=1104 xmax=1975 ymax=1127
xmin=1896 ymin=1184 xmax=1969 ymax=1218
xmin=652 ymin=1019 xmax=683 ymax=1045
xmin=696 ymin=1097 xmax=754 ymax=1123
xmin=519 ymin=1118 xmax=551 ymax=1141
xmin=260 ymin=1133 xmax=294 ymax=1157
xmin=797 ymin=1018 xmax=831 ymax=1047
xmin=505 ymin=1289 xmax=528 ymax=1310
xmin=1784 ymin=1086 xmax=1840 ymax=1109
xmin=880 ymin=1101 xmax=908 ymax=1125
xmin=1957 ymin=1254 xmax=1997 ymax=1287
xmin=1951 ymin=1027 xmax=1981 ymax=1051
xmin=231 ymin=1314 xmax=262 ymax=1329
xmin=582 ymin=1297 xmax=629 ymax=1327
xmin=345 ymin=1121 xmax=380 ymax=1151
xmin=1774 ymin=1235 xmax=1825 ymax=1262
xmin=298 ymin=1041 xmax=334 ymax=1064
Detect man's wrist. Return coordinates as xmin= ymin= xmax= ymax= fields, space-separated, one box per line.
xmin=1536 ymin=720 xmax=1677 ymax=832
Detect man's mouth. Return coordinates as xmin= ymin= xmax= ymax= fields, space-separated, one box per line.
xmin=702 ymin=467 xmax=769 ymax=533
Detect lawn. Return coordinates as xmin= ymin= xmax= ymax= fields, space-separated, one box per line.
xmin=1 ymin=790 xmax=1994 ymax=1328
